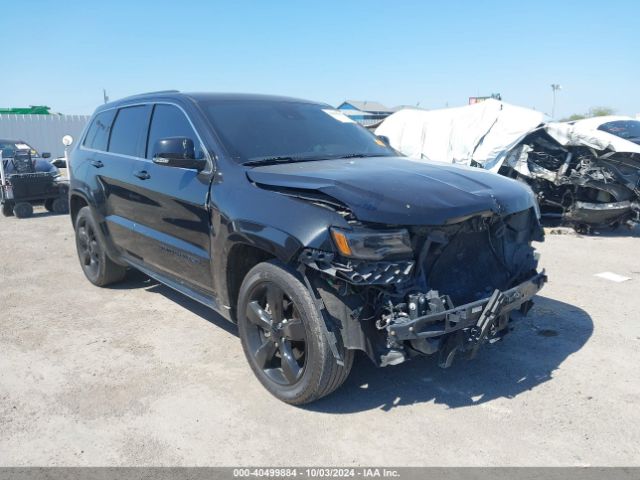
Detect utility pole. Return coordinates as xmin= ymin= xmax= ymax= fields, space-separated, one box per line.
xmin=551 ymin=84 xmax=562 ymax=119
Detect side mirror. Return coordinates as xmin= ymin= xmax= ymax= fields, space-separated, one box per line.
xmin=376 ymin=135 xmax=391 ymax=146
xmin=42 ymin=152 xmax=51 ymax=159
xmin=51 ymin=158 xmax=67 ymax=168
xmin=151 ymin=137 xmax=206 ymax=171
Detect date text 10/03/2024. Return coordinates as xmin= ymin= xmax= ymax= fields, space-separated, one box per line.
xmin=232 ymin=468 xmax=401 ymax=478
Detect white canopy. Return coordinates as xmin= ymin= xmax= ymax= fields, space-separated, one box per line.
xmin=376 ymin=102 xmax=640 ymax=172
xmin=375 ymin=99 xmax=546 ymax=171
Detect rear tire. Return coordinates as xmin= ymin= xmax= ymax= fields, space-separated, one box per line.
xmin=13 ymin=202 xmax=33 ymax=218
xmin=237 ymin=260 xmax=353 ymax=405
xmin=52 ymin=197 xmax=69 ymax=214
xmin=44 ymin=199 xmax=54 ymax=212
xmin=74 ymin=206 xmax=126 ymax=286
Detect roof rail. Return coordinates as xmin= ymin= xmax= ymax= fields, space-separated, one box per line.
xmin=117 ymin=90 xmax=180 ymax=102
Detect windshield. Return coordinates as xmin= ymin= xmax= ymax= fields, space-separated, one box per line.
xmin=200 ymin=100 xmax=396 ymax=164
xmin=597 ymin=120 xmax=640 ymax=145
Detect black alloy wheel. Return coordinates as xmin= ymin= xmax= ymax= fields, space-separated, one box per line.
xmin=244 ymin=282 xmax=308 ymax=385
xmin=74 ymin=206 xmax=126 ymax=286
xmin=237 ymin=260 xmax=354 ymax=405
xmin=76 ymin=215 xmax=101 ymax=280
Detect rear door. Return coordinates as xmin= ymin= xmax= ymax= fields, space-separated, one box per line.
xmin=127 ymin=103 xmax=214 ymax=292
xmin=98 ymin=104 xmax=152 ymax=257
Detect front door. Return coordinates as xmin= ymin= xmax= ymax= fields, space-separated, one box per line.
xmin=127 ymin=103 xmax=214 ymax=293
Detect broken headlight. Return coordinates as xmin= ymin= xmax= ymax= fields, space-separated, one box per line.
xmin=330 ymin=227 xmax=412 ymax=260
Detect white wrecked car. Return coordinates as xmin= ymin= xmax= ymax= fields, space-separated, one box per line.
xmin=376 ymin=100 xmax=640 ymax=230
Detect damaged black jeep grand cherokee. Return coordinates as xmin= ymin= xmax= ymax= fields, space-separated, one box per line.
xmin=69 ymin=92 xmax=546 ymax=404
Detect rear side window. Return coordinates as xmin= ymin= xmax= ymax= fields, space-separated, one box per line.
xmin=597 ymin=120 xmax=640 ymax=144
xmin=83 ymin=110 xmax=116 ymax=151
xmin=146 ymin=104 xmax=204 ymax=159
xmin=108 ymin=106 xmax=149 ymax=157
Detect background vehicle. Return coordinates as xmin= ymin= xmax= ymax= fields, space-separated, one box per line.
xmin=573 ymin=116 xmax=640 ymax=146
xmin=1 ymin=141 xmax=68 ymax=218
xmin=69 ymin=92 xmax=545 ymax=404
xmin=0 ymin=139 xmax=57 ymax=174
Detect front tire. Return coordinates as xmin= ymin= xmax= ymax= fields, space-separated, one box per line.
xmin=74 ymin=206 xmax=126 ymax=286
xmin=1 ymin=202 xmax=14 ymax=217
xmin=237 ymin=260 xmax=353 ymax=405
xmin=13 ymin=202 xmax=33 ymax=218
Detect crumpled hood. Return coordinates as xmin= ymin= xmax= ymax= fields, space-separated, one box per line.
xmin=246 ymin=157 xmax=537 ymax=225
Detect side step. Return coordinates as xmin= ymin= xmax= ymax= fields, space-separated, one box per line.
xmin=124 ymin=258 xmax=229 ymax=319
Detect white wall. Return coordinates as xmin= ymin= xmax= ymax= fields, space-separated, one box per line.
xmin=0 ymin=114 xmax=90 ymax=157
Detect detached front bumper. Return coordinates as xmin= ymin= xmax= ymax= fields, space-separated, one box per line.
xmin=382 ymin=272 xmax=547 ymax=367
xmin=564 ymin=200 xmax=640 ymax=228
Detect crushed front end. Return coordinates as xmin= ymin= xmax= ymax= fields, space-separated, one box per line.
xmin=300 ymin=208 xmax=546 ymax=368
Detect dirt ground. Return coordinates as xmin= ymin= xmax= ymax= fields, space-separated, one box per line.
xmin=1 ymin=209 xmax=639 ymax=466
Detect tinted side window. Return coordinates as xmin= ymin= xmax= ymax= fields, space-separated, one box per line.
xmin=108 ymin=106 xmax=149 ymax=157
xmin=146 ymin=104 xmax=203 ymax=159
xmin=83 ymin=110 xmax=116 ymax=151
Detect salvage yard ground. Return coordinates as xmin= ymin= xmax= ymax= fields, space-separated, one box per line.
xmin=1 ymin=210 xmax=639 ymax=466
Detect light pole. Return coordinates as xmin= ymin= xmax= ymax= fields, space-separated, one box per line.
xmin=62 ymin=135 xmax=73 ymax=181
xmin=551 ymin=84 xmax=562 ymax=119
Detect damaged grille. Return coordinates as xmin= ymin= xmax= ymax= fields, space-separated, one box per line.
xmin=415 ymin=210 xmax=540 ymax=305
xmin=424 ymin=227 xmax=512 ymax=304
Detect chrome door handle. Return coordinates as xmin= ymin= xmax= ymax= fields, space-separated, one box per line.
xmin=90 ymin=159 xmax=104 ymax=168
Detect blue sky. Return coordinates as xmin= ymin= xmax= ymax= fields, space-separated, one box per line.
xmin=3 ymin=0 xmax=639 ymax=117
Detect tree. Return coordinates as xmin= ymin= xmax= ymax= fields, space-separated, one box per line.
xmin=563 ymin=113 xmax=587 ymax=121
xmin=587 ymin=106 xmax=616 ymax=117
xmin=560 ymin=106 xmax=615 ymax=122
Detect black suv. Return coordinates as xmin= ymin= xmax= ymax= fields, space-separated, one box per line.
xmin=69 ymin=91 xmax=546 ymax=404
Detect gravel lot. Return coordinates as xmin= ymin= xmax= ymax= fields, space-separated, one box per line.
xmin=1 ymin=209 xmax=639 ymax=466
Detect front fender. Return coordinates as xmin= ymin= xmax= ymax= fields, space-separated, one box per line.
xmin=226 ymin=220 xmax=304 ymax=264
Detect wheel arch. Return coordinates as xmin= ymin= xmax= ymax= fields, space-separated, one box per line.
xmin=225 ymin=242 xmax=283 ymax=322
xmin=222 ymin=227 xmax=304 ymax=322
xmin=69 ymin=191 xmax=90 ymax=226
xmin=69 ymin=190 xmax=126 ymax=267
